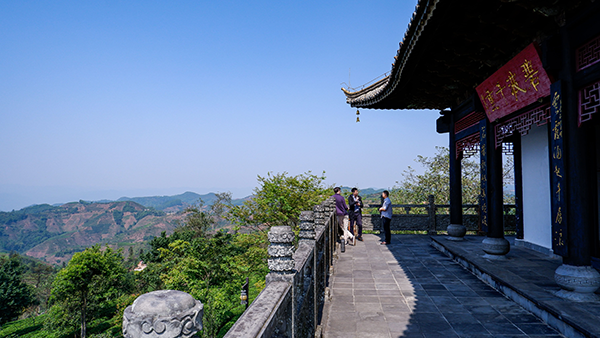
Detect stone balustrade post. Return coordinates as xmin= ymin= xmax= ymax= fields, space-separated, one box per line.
xmin=427 ymin=194 xmax=437 ymax=235
xmin=323 ymin=199 xmax=331 ymax=215
xmin=123 ymin=290 xmax=203 ymax=338
xmin=266 ymin=225 xmax=295 ymax=283
xmin=298 ymin=211 xmax=315 ymax=242
xmin=313 ymin=205 xmax=325 ymax=233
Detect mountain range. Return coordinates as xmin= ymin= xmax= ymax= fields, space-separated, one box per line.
xmin=0 ymin=192 xmax=249 ymax=265
xmin=0 ymin=189 xmax=383 ymax=264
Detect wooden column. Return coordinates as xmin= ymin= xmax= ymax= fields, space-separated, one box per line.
xmin=482 ymin=119 xmax=510 ymax=257
xmin=563 ymin=87 xmax=596 ymax=266
xmin=552 ymin=27 xmax=600 ymax=301
xmin=488 ymin=134 xmax=504 ymax=239
xmin=447 ymin=113 xmax=466 ymax=240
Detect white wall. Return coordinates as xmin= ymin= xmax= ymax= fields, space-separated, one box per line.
xmin=521 ymin=124 xmax=552 ymax=250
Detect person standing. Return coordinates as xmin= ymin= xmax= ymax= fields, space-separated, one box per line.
xmin=332 ymin=187 xmax=348 ymax=236
xmin=347 ymin=188 xmax=363 ymax=241
xmin=379 ymin=190 xmax=393 ymax=245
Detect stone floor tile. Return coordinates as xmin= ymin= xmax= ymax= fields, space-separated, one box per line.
xmin=482 ymin=321 xmax=523 ymax=335
xmin=455 ymin=297 xmax=488 ymax=305
xmin=377 ymin=289 xmax=403 ymax=296
xmin=332 ymin=282 xmax=353 ymax=289
xmin=332 ymin=288 xmax=353 ymax=296
xmin=516 ymin=323 xmax=560 ymax=335
xmin=357 ymin=311 xmax=386 ymax=321
xmin=442 ymin=312 xmax=480 ymax=324
xmin=504 ymin=313 xmax=542 ymax=324
xmin=409 ymin=303 xmax=439 ymax=313
xmin=430 ymin=296 xmax=461 ymax=305
xmin=355 ymin=283 xmax=377 ymax=290
xmin=376 ymin=283 xmax=400 ymax=290
xmin=326 ymin=318 xmax=356 ymax=332
xmin=355 ymin=332 xmax=392 ymax=338
xmin=381 ymin=303 xmax=412 ymax=313
xmin=356 ymin=320 xmax=391 ymax=333
xmin=450 ymin=322 xmax=490 ymax=335
xmin=355 ymin=296 xmax=380 ymax=303
xmin=356 ymin=289 xmax=378 ymax=296
xmin=324 ymin=332 xmax=358 ymax=338
xmin=425 ymin=290 xmax=454 ymax=297
xmin=356 ymin=302 xmax=383 ymax=313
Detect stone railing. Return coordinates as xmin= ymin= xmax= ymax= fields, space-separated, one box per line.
xmin=362 ymin=195 xmax=516 ymax=234
xmin=224 ymin=197 xmax=338 ymax=338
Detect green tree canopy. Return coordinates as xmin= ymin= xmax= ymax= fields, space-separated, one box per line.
xmin=391 ymin=146 xmax=514 ymax=206
xmin=227 ymin=171 xmax=330 ymax=229
xmin=0 ymin=255 xmax=36 ymax=325
xmin=177 ymin=192 xmax=233 ymax=237
xmin=49 ymin=245 xmax=128 ymax=338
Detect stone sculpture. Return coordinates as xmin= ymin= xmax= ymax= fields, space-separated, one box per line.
xmin=123 ymin=290 xmax=203 ymax=338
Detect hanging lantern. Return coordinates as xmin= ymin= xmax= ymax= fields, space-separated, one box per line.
xmin=356 ymin=109 xmax=360 ymax=122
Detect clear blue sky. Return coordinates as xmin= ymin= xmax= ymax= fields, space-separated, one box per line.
xmin=0 ymin=0 xmax=447 ymax=211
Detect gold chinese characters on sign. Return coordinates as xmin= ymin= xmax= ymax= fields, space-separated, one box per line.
xmin=476 ymin=44 xmax=551 ymax=122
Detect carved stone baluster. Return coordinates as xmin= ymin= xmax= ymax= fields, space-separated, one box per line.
xmin=298 ymin=211 xmax=315 ymax=242
xmin=313 ymin=205 xmax=325 ymax=234
xmin=266 ymin=226 xmax=295 ymax=283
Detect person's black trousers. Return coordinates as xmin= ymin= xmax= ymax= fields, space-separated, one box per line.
xmin=350 ymin=212 xmax=363 ymax=237
xmin=381 ymin=216 xmax=391 ymax=243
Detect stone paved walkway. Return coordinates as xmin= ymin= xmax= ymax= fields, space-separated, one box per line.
xmin=322 ymin=234 xmax=565 ymax=338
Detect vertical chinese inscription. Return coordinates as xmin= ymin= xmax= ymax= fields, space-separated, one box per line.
xmin=550 ymin=81 xmax=567 ymax=257
xmin=479 ymin=120 xmax=489 ymax=233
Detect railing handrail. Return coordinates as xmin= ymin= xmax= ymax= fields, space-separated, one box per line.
xmin=363 ymin=203 xmax=516 ymax=208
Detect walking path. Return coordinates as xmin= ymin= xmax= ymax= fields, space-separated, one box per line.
xmin=322 ymin=234 xmax=565 ymax=338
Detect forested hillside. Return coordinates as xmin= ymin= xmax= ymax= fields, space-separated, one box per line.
xmin=0 ymin=201 xmax=182 ymax=265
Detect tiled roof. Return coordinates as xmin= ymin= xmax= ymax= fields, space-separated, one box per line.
xmin=342 ymin=0 xmax=583 ymax=110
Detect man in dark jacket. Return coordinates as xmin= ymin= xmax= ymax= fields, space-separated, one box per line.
xmin=347 ymin=188 xmax=363 ymax=241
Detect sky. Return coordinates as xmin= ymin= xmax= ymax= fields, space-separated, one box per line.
xmin=0 ymin=0 xmax=448 ymax=211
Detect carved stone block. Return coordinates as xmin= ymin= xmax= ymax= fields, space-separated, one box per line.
xmin=123 ymin=290 xmax=203 ymax=338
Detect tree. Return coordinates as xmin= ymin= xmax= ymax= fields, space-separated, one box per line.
xmin=391 ymin=146 xmax=514 ymax=206
xmin=175 ymin=192 xmax=233 ymax=237
xmin=156 ymin=231 xmax=269 ymax=338
xmin=227 ymin=171 xmax=330 ymax=229
xmin=49 ymin=245 xmax=128 ymax=338
xmin=0 ymin=255 xmax=36 ymax=325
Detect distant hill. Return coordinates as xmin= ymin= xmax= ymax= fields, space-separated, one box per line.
xmin=116 ymin=191 xmax=213 ymax=212
xmin=116 ymin=191 xmax=247 ymax=212
xmin=0 ymin=201 xmax=182 ymax=265
xmin=340 ymin=187 xmax=384 ymax=196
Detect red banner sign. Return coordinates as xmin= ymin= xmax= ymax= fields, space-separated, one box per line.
xmin=476 ymin=43 xmax=551 ymax=122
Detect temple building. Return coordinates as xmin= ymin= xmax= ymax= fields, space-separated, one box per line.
xmin=343 ymin=0 xmax=600 ymax=301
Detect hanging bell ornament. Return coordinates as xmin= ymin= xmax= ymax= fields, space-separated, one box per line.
xmin=356 ymin=109 xmax=360 ymax=123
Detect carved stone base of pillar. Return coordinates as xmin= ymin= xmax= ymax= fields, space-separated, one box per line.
xmin=554 ymin=264 xmax=600 ymax=302
xmin=123 ymin=290 xmax=203 ymax=338
xmin=482 ymin=237 xmax=510 ymax=259
xmin=446 ymin=224 xmax=466 ymax=241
